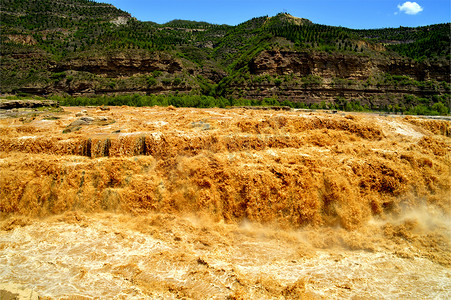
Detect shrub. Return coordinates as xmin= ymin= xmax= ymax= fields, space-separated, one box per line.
xmin=146 ymin=76 xmax=157 ymax=86
xmin=161 ymin=78 xmax=172 ymax=85
xmin=274 ymin=78 xmax=282 ymax=86
xmin=301 ymin=75 xmax=323 ymax=88
xmin=173 ymin=77 xmax=182 ymax=85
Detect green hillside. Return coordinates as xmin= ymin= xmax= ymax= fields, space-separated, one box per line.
xmin=0 ymin=1 xmax=449 ymax=114
xmin=353 ymin=23 xmax=451 ymax=60
xmin=1 ymin=0 xmax=449 ymax=66
xmin=1 ymin=0 xmax=130 ymax=29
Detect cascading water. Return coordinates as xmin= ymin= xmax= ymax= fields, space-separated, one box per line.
xmin=1 ymin=106 xmax=450 ymax=299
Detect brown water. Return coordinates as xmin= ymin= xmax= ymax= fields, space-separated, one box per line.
xmin=0 ymin=106 xmax=450 ymax=299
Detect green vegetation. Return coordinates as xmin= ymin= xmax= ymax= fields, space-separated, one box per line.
xmin=4 ymin=90 xmax=447 ymax=115
xmin=51 ymin=94 xmax=298 ymax=109
xmin=54 ymin=94 xmax=229 ymax=108
xmin=301 ymin=75 xmax=323 ymax=87
xmin=43 ymin=93 xmax=449 ymax=116
xmin=352 ymin=24 xmax=451 ymax=61
xmin=1 ymin=0 xmax=130 ymax=30
xmin=0 ymin=2 xmax=449 ymax=116
xmin=269 ymin=22 xmax=358 ymax=52
xmin=2 ymin=3 xmax=449 ymax=70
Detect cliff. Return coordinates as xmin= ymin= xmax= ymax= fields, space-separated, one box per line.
xmin=231 ymin=50 xmax=450 ymax=108
xmin=54 ymin=51 xmax=183 ymax=76
xmin=250 ymin=50 xmax=449 ymax=82
xmin=0 ymin=1 xmax=449 ymax=112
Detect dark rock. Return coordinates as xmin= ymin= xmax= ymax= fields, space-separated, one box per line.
xmin=63 ymin=126 xmax=81 ymax=133
xmin=64 ymin=116 xmax=115 ymax=133
xmin=0 ymin=100 xmax=58 ymax=110
xmin=69 ymin=117 xmax=95 ymax=127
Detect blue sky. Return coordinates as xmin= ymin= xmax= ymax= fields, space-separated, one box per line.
xmin=101 ymin=0 xmax=450 ymax=29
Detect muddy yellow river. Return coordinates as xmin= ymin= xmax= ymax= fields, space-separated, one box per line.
xmin=1 ymin=106 xmax=450 ymax=299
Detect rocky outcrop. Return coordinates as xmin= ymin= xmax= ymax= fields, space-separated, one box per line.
xmin=233 ymin=50 xmax=450 ymax=107
xmin=2 ymin=48 xmax=449 ymax=107
xmin=0 ymin=100 xmax=58 ymax=109
xmin=55 ymin=51 xmax=183 ymax=76
xmin=6 ymin=35 xmax=37 ymax=46
xmin=249 ymin=50 xmax=450 ymax=82
xmin=228 ymin=84 xmax=442 ymax=107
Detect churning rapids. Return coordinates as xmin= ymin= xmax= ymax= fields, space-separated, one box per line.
xmin=0 ymin=105 xmax=450 ymax=299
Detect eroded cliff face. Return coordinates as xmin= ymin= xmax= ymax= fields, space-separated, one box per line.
xmin=2 ymin=48 xmax=449 ymax=106
xmin=0 ymin=49 xmax=197 ymax=96
xmin=249 ymin=50 xmax=449 ymax=82
xmin=55 ymin=51 xmax=183 ymax=76
xmin=230 ymin=50 xmax=450 ymax=106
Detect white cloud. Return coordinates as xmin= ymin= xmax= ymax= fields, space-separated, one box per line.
xmin=397 ymin=2 xmax=424 ymax=15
